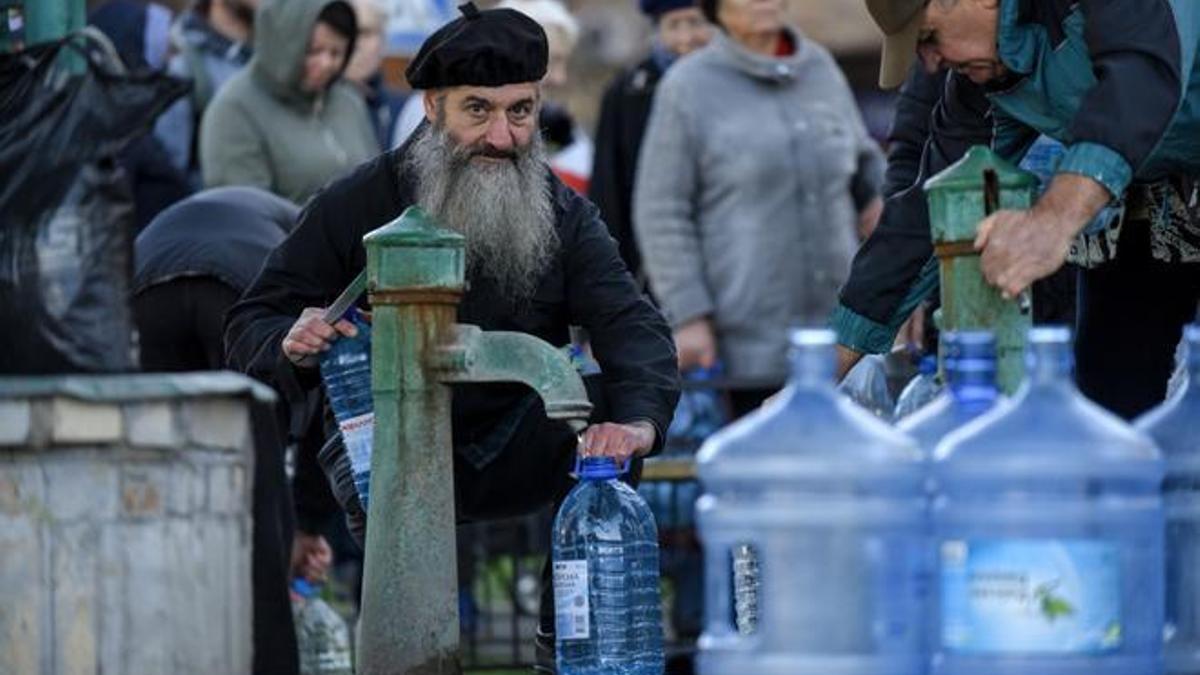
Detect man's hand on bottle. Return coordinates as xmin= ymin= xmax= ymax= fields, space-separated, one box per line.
xmin=282 ymin=307 xmax=359 ymax=369
xmin=290 ymin=532 xmax=333 ymax=584
xmin=580 ymin=421 xmax=657 ymax=467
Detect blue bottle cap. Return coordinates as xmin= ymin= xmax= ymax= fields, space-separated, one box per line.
xmin=576 ymin=456 xmax=626 ymax=480
xmin=291 ymin=577 xmax=317 ymax=598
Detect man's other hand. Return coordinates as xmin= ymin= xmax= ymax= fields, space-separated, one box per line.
xmin=290 ymin=532 xmax=332 ymax=584
xmin=581 ymin=421 xmax=657 ymax=467
xmin=282 ymin=307 xmax=359 ymax=368
xmin=674 ymin=317 xmax=717 ymax=371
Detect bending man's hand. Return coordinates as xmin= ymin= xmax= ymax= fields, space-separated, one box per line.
xmin=282 ymin=307 xmax=359 ymax=369
xmin=580 ymin=421 xmax=657 ymax=467
xmin=975 ymin=173 xmax=1110 ymax=299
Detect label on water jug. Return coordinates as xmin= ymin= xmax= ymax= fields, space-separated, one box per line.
xmin=553 ymin=560 xmax=590 ymax=640
xmin=940 ymin=539 xmax=1122 ymax=654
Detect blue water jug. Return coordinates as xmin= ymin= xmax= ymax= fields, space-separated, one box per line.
xmin=895 ymin=354 xmax=944 ymax=420
xmin=696 ymin=329 xmax=925 ymax=675
xmin=930 ymin=327 xmax=1164 ymax=675
xmin=898 ymin=332 xmax=999 ymax=451
xmin=319 ymin=309 xmax=373 ymax=508
xmin=553 ymin=456 xmax=664 ymax=674
xmin=1136 ymin=323 xmax=1200 ymax=675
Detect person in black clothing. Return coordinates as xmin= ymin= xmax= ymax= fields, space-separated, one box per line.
xmin=589 ymin=0 xmax=711 ymax=285
xmin=224 ymin=3 xmax=680 ymax=667
xmin=134 ymin=186 xmax=336 ymax=675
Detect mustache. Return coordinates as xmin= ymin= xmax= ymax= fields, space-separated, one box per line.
xmin=450 ymin=142 xmax=520 ymax=163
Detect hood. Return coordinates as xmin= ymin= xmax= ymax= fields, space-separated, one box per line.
xmin=250 ymin=0 xmax=357 ymax=106
xmin=709 ymin=26 xmax=810 ymax=84
xmin=88 ymin=0 xmax=173 ymax=70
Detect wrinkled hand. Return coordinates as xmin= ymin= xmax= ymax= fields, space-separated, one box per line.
xmin=290 ymin=532 xmax=332 ymax=584
xmin=580 ymin=421 xmax=657 ymax=467
xmin=674 ymin=317 xmax=717 ymax=371
xmin=282 ymin=307 xmax=359 ymax=368
xmin=975 ymin=208 xmax=1075 ymax=300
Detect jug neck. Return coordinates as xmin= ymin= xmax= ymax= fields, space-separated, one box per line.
xmin=788 ymin=328 xmax=837 ymax=388
xmin=1024 ymin=326 xmax=1075 ymax=387
xmin=946 ymin=331 xmax=998 ymax=414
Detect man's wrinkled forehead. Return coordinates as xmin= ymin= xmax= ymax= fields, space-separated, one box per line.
xmin=437 ymin=82 xmax=542 ymax=108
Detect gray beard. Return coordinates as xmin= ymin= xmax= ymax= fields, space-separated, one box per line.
xmin=406 ymin=124 xmax=558 ymax=303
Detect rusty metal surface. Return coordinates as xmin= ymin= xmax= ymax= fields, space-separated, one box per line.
xmin=924 ymin=146 xmax=1037 ymax=394
xmin=359 ymin=205 xmax=591 ymax=673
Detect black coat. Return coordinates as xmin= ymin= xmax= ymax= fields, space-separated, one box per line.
xmin=589 ymin=55 xmax=666 ymax=282
xmin=226 ymin=138 xmax=681 ymax=461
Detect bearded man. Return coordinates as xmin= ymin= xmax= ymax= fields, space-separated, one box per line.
xmin=224 ymin=2 xmax=680 ymax=664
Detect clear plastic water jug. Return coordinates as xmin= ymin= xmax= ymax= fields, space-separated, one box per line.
xmin=696 ymin=329 xmax=925 ymax=675
xmin=898 ymin=332 xmax=999 ymax=451
xmin=553 ymin=456 xmax=664 ymax=674
xmin=1136 ymin=324 xmax=1200 ymax=675
xmin=930 ymin=327 xmax=1164 ymax=675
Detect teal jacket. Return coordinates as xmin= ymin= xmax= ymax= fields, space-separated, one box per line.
xmin=834 ymin=0 xmax=1200 ymax=354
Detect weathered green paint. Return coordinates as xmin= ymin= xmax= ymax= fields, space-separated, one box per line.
xmin=360 ymin=207 xmax=464 ymax=675
xmin=435 ymin=325 xmax=591 ymax=432
xmin=924 ymin=146 xmax=1038 ymax=394
xmin=359 ymin=206 xmax=591 ymax=674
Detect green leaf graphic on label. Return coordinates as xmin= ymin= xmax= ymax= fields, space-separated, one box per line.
xmin=1035 ymin=580 xmax=1074 ymax=621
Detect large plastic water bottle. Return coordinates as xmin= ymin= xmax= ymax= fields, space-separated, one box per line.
xmin=290 ymin=578 xmax=353 ymax=675
xmin=931 ymin=327 xmax=1164 ymax=675
xmin=696 ymin=329 xmax=925 ymax=675
xmin=894 ymin=354 xmax=944 ymax=420
xmin=553 ymin=456 xmax=664 ymax=674
xmin=319 ymin=309 xmax=373 ymax=508
xmin=898 ymin=332 xmax=999 ymax=451
xmin=1136 ymin=324 xmax=1200 ymax=675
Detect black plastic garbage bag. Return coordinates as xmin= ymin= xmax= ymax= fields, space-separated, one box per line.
xmin=0 ymin=30 xmax=188 ymax=373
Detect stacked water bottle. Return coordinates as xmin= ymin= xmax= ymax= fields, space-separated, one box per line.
xmin=694 ymin=325 xmax=1199 ymax=675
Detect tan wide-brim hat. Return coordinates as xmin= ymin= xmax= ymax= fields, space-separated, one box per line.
xmin=865 ymin=0 xmax=926 ymax=89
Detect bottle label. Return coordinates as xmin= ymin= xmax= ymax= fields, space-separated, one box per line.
xmin=340 ymin=413 xmax=374 ymax=474
xmin=553 ymin=559 xmax=590 ymax=640
xmin=940 ymin=539 xmax=1122 ymax=654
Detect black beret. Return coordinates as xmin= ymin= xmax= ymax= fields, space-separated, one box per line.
xmin=405 ymin=2 xmax=549 ymax=89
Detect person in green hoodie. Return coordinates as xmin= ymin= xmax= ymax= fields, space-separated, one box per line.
xmin=200 ymin=0 xmax=378 ymax=204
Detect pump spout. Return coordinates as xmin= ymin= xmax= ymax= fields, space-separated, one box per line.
xmin=434 ymin=324 xmax=593 ymax=433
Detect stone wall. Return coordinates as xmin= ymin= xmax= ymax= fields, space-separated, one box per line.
xmin=0 ymin=374 xmax=271 ymax=675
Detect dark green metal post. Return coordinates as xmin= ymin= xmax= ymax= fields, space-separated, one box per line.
xmin=359 ymin=207 xmax=592 ymax=674
xmin=924 ymin=146 xmax=1039 ymax=393
xmin=361 ymin=208 xmax=466 ymax=675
